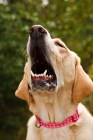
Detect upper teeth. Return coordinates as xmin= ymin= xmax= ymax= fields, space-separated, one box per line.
xmin=31 ymin=69 xmax=47 ymax=77
xmin=31 ymin=70 xmax=34 ymax=77
xmin=43 ymin=70 xmax=47 ymax=76
xmin=30 ymin=69 xmax=52 ymax=78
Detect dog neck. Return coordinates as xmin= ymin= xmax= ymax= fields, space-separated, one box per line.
xmin=35 ymin=109 xmax=79 ymax=128
xmin=29 ymin=88 xmax=78 ymax=124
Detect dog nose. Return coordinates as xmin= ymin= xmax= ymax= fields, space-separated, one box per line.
xmin=29 ymin=25 xmax=47 ymax=38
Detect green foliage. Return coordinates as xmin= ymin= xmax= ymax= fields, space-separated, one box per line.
xmin=0 ymin=0 xmax=93 ymax=139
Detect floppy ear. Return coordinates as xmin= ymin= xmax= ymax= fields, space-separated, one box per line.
xmin=15 ymin=63 xmax=30 ymax=102
xmin=73 ymin=58 xmax=93 ymax=103
xmin=15 ymin=73 xmax=29 ymax=101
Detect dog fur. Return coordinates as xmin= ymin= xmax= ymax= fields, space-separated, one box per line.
xmin=15 ymin=25 xmax=93 ymax=140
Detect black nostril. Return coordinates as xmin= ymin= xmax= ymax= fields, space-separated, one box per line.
xmin=29 ymin=27 xmax=34 ymax=34
xmin=38 ymin=27 xmax=46 ymax=34
xmin=29 ymin=25 xmax=47 ymax=38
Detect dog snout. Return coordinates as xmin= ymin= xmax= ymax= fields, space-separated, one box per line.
xmin=29 ymin=25 xmax=47 ymax=38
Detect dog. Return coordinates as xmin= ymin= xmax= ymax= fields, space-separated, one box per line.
xmin=15 ymin=25 xmax=93 ymax=140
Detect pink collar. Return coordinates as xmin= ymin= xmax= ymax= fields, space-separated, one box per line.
xmin=35 ymin=109 xmax=79 ymax=128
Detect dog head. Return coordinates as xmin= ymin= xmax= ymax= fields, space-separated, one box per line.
xmin=15 ymin=25 xmax=93 ymax=103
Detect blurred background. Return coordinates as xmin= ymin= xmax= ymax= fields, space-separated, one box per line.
xmin=0 ymin=0 xmax=93 ymax=139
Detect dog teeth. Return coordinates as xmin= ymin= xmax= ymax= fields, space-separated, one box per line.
xmin=34 ymin=74 xmax=37 ymax=77
xmin=49 ymin=75 xmax=53 ymax=79
xmin=43 ymin=70 xmax=47 ymax=76
xmin=31 ymin=70 xmax=53 ymax=79
xmin=31 ymin=70 xmax=34 ymax=77
xmin=31 ymin=70 xmax=47 ymax=77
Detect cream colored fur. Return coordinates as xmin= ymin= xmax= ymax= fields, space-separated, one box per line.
xmin=15 ymin=26 xmax=93 ymax=140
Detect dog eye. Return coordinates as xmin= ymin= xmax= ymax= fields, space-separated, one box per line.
xmin=55 ymin=42 xmax=65 ymax=48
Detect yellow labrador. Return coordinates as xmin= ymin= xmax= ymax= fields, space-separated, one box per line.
xmin=15 ymin=25 xmax=93 ymax=140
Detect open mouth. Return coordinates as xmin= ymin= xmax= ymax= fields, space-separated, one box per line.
xmin=30 ymin=45 xmax=57 ymax=92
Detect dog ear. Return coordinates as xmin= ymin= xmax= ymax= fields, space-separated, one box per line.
xmin=15 ymin=73 xmax=29 ymax=101
xmin=73 ymin=57 xmax=93 ymax=103
xmin=15 ymin=63 xmax=30 ymax=102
